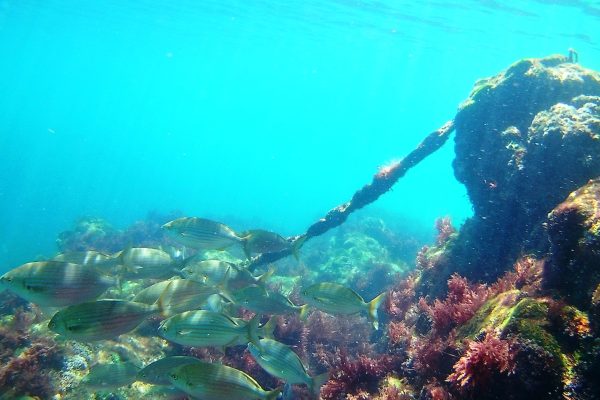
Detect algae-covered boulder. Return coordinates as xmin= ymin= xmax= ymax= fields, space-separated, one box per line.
xmin=545 ymin=178 xmax=600 ymax=308
xmin=592 ymin=284 xmax=600 ymax=333
xmin=457 ymin=291 xmax=574 ymax=399
xmin=423 ymin=56 xmax=600 ymax=292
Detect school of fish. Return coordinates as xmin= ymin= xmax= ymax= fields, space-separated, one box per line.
xmin=0 ymin=217 xmax=387 ymax=399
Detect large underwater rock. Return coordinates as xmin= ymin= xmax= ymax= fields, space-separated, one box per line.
xmin=421 ymin=55 xmax=600 ymax=295
xmin=545 ymin=178 xmax=600 ymax=308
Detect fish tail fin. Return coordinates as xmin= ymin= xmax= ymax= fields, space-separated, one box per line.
xmin=367 ymin=292 xmax=387 ymax=330
xmin=259 ymin=316 xmax=276 ymax=340
xmin=291 ymin=235 xmax=307 ymax=261
xmin=154 ymin=282 xmax=175 ymax=317
xmin=218 ymin=287 xmax=235 ymax=304
xmin=247 ymin=314 xmax=262 ymax=347
xmin=299 ymin=304 xmax=310 ymax=321
xmin=257 ymin=266 xmax=275 ymax=284
xmin=310 ymin=372 xmax=329 ymax=398
xmin=217 ymin=267 xmax=235 ymax=303
xmin=242 ymin=239 xmax=252 ymax=260
xmin=265 ymin=386 xmax=283 ymax=400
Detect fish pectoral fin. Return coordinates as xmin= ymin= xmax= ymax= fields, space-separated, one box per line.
xmin=177 ymin=329 xmax=193 ymax=336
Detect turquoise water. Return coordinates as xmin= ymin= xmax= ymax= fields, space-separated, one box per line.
xmin=1 ymin=0 xmax=599 ymax=270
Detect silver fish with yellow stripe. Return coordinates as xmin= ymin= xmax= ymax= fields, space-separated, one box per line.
xmin=169 ymin=361 xmax=282 ymax=400
xmin=248 ymin=338 xmax=328 ymax=397
xmin=240 ymin=229 xmax=293 ymax=259
xmin=234 ymin=285 xmax=308 ymax=319
xmin=300 ymin=282 xmax=386 ymax=330
xmin=137 ymin=356 xmax=203 ymax=386
xmin=0 ymin=261 xmax=117 ymax=307
xmin=158 ymin=310 xmax=274 ymax=348
xmin=162 ymin=217 xmax=242 ymax=250
xmin=81 ymin=361 xmax=140 ymax=389
xmin=48 ymin=299 xmax=161 ymax=341
xmin=180 ymin=259 xmax=273 ymax=289
xmin=132 ymin=279 xmax=175 ymax=305
xmin=53 ymin=250 xmax=117 ymax=268
xmin=116 ymin=247 xmax=175 ymax=279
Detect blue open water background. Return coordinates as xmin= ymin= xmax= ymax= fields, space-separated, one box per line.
xmin=1 ymin=0 xmax=599 ymax=271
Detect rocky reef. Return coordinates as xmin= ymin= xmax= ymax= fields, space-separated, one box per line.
xmin=3 ymin=55 xmax=600 ymax=400
xmin=56 ymin=211 xmax=183 ymax=254
xmin=545 ymin=178 xmax=600 ymax=308
xmin=420 ymin=55 xmax=600 ymax=297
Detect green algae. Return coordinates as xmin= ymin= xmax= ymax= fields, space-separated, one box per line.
xmin=458 ymin=290 xmax=521 ymax=338
xmin=458 ymin=291 xmax=564 ymax=368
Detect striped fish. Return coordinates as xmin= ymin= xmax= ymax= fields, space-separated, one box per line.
xmin=48 ymin=299 xmax=160 ymax=341
xmin=53 ymin=250 xmax=117 ymax=267
xmin=116 ymin=247 xmax=175 ymax=279
xmin=158 ymin=279 xmax=231 ymax=315
xmin=240 ymin=229 xmax=292 ymax=258
xmin=137 ymin=356 xmax=203 ymax=385
xmin=181 ymin=259 xmax=273 ymax=289
xmin=132 ymin=280 xmax=175 ymax=305
xmin=81 ymin=361 xmax=140 ymax=389
xmin=0 ymin=261 xmax=117 ymax=307
xmin=162 ymin=217 xmax=242 ymax=250
xmin=248 ymin=338 xmax=328 ymax=397
xmin=169 ymin=362 xmax=282 ymax=400
xmin=234 ymin=285 xmax=308 ymax=319
xmin=300 ymin=282 xmax=387 ymax=330
xmin=158 ymin=310 xmax=273 ymax=348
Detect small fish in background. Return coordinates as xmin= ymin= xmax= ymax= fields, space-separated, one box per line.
xmin=233 ymin=284 xmax=309 ymax=319
xmin=81 ymin=361 xmax=140 ymax=390
xmin=158 ymin=310 xmax=274 ymax=349
xmin=169 ymin=361 xmax=282 ymax=400
xmin=180 ymin=259 xmax=273 ymax=289
xmin=115 ymin=247 xmax=176 ymax=279
xmin=137 ymin=356 xmax=203 ymax=385
xmin=300 ymin=282 xmax=387 ymax=330
xmin=0 ymin=261 xmax=117 ymax=307
xmin=162 ymin=217 xmax=242 ymax=250
xmin=240 ymin=229 xmax=294 ymax=259
xmin=48 ymin=299 xmax=163 ymax=341
xmin=248 ymin=338 xmax=328 ymax=398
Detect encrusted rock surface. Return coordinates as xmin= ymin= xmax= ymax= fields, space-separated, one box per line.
xmin=545 ymin=178 xmax=600 ymax=308
xmin=422 ymin=56 xmax=600 ymax=295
